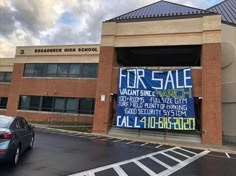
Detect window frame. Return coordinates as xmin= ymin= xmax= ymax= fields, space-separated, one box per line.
xmin=18 ymin=96 xmax=95 ymax=115
xmin=0 ymin=72 xmax=12 ymax=82
xmin=23 ymin=63 xmax=98 ymax=78
xmin=0 ymin=97 xmax=8 ymax=109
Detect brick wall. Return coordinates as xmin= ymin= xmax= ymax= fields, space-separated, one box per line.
xmin=4 ymin=63 xmax=96 ymax=124
xmin=93 ymin=47 xmax=116 ymax=133
xmin=201 ymin=43 xmax=222 ymax=145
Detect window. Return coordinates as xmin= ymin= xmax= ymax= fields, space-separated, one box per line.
xmin=18 ymin=96 xmax=40 ymax=110
xmin=15 ymin=119 xmax=25 ymax=129
xmin=29 ymin=96 xmax=41 ymax=110
xmin=18 ymin=96 xmax=95 ymax=115
xmin=34 ymin=64 xmax=46 ymax=77
xmin=54 ymin=98 xmax=66 ymax=112
xmin=69 ymin=64 xmax=81 ymax=77
xmin=82 ymin=64 xmax=98 ymax=78
xmin=57 ymin=64 xmax=69 ymax=77
xmin=79 ymin=98 xmax=95 ymax=114
xmin=0 ymin=72 xmax=12 ymax=82
xmin=47 ymin=64 xmax=57 ymax=77
xmin=0 ymin=97 xmax=8 ymax=109
xmin=24 ymin=64 xmax=35 ymax=77
xmin=42 ymin=97 xmax=53 ymax=111
xmin=23 ymin=63 xmax=98 ymax=78
xmin=66 ymin=98 xmax=78 ymax=113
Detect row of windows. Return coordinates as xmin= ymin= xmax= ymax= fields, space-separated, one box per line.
xmin=0 ymin=72 xmax=12 ymax=82
xmin=24 ymin=63 xmax=98 ymax=78
xmin=18 ymin=96 xmax=95 ymax=114
xmin=0 ymin=97 xmax=8 ymax=109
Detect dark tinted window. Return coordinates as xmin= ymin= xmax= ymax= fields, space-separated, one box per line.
xmin=82 ymin=64 xmax=98 ymax=78
xmin=42 ymin=97 xmax=53 ymax=111
xmin=54 ymin=98 xmax=65 ymax=112
xmin=0 ymin=97 xmax=8 ymax=109
xmin=15 ymin=119 xmax=25 ymax=129
xmin=19 ymin=96 xmax=40 ymax=110
xmin=47 ymin=64 xmax=57 ymax=77
xmin=0 ymin=116 xmax=13 ymax=128
xmin=21 ymin=118 xmax=28 ymax=129
xmin=0 ymin=72 xmax=12 ymax=82
xmin=79 ymin=98 xmax=95 ymax=114
xmin=19 ymin=96 xmax=30 ymax=110
xmin=34 ymin=64 xmax=46 ymax=77
xmin=18 ymin=96 xmax=95 ymax=115
xmin=24 ymin=64 xmax=35 ymax=77
xmin=29 ymin=96 xmax=41 ymax=110
xmin=66 ymin=98 xmax=78 ymax=113
xmin=23 ymin=63 xmax=98 ymax=78
xmin=57 ymin=64 xmax=69 ymax=77
xmin=69 ymin=64 xmax=81 ymax=77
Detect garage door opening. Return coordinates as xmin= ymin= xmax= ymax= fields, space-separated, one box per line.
xmin=116 ymin=45 xmax=201 ymax=67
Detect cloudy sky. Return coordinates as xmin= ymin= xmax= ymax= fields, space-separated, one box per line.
xmin=0 ymin=0 xmax=222 ymax=58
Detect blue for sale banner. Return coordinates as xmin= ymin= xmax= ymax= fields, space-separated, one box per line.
xmin=116 ymin=68 xmax=195 ymax=130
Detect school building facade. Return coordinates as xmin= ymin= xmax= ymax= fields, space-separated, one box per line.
xmin=0 ymin=0 xmax=236 ymax=145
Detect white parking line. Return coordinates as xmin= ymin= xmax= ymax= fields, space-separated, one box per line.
xmin=133 ymin=160 xmax=157 ymax=176
xmin=114 ymin=139 xmax=123 ymax=142
xmin=140 ymin=143 xmax=148 ymax=146
xmin=149 ymin=156 xmax=172 ymax=169
xmin=113 ymin=166 xmax=128 ymax=176
xmin=126 ymin=141 xmax=136 ymax=144
xmin=225 ymin=153 xmax=231 ymax=158
xmin=89 ymin=136 xmax=100 ymax=139
xmin=158 ymin=150 xmax=210 ymax=176
xmin=177 ymin=147 xmax=197 ymax=155
xmin=68 ymin=147 xmax=209 ymax=176
xmin=68 ymin=147 xmax=177 ymax=176
xmin=171 ymin=150 xmax=190 ymax=158
xmin=161 ymin=152 xmax=182 ymax=163
xmin=155 ymin=145 xmax=162 ymax=149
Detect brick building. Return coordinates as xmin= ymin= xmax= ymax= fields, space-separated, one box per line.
xmin=0 ymin=0 xmax=236 ymax=145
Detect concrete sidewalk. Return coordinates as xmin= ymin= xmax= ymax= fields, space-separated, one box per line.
xmin=32 ymin=123 xmax=236 ymax=154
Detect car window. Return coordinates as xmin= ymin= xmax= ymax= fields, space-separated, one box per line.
xmin=15 ymin=119 xmax=25 ymax=129
xmin=22 ymin=119 xmax=29 ymax=128
xmin=0 ymin=116 xmax=13 ymax=128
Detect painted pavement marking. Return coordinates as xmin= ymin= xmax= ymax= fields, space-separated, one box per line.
xmin=155 ymin=145 xmax=162 ymax=149
xmin=126 ymin=141 xmax=136 ymax=144
xmin=171 ymin=150 xmax=191 ymax=159
xmin=88 ymin=136 xmax=101 ymax=139
xmin=161 ymin=152 xmax=182 ymax=163
xmin=225 ymin=153 xmax=231 ymax=158
xmin=140 ymin=143 xmax=149 ymax=146
xmin=68 ymin=147 xmax=209 ymax=176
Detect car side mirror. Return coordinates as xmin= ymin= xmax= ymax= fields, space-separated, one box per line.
xmin=28 ymin=124 xmax=35 ymax=130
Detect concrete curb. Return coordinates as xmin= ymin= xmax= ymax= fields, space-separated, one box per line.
xmin=34 ymin=125 xmax=236 ymax=155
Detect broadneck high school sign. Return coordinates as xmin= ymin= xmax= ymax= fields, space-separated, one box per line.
xmin=16 ymin=45 xmax=100 ymax=56
xmin=116 ymin=68 xmax=196 ymax=130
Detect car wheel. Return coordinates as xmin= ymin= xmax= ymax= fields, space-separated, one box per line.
xmin=29 ymin=136 xmax=34 ymax=149
xmin=10 ymin=146 xmax=20 ymax=167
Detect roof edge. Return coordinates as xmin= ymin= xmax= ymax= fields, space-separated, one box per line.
xmin=105 ymin=0 xmax=217 ymax=23
xmin=207 ymin=0 xmax=228 ymax=10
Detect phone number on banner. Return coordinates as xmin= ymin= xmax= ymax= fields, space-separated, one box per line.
xmin=117 ymin=116 xmax=195 ymax=130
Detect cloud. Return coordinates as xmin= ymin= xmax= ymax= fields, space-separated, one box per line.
xmin=0 ymin=0 xmax=222 ymax=58
xmin=0 ymin=6 xmax=15 ymax=36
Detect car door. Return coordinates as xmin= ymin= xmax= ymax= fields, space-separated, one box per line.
xmin=21 ymin=118 xmax=33 ymax=147
xmin=14 ymin=118 xmax=28 ymax=152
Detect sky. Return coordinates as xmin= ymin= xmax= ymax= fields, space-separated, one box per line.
xmin=0 ymin=0 xmax=223 ymax=58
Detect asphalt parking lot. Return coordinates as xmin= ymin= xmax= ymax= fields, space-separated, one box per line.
xmin=0 ymin=128 xmax=236 ymax=176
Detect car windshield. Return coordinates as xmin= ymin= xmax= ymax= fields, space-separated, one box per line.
xmin=0 ymin=116 xmax=13 ymax=128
